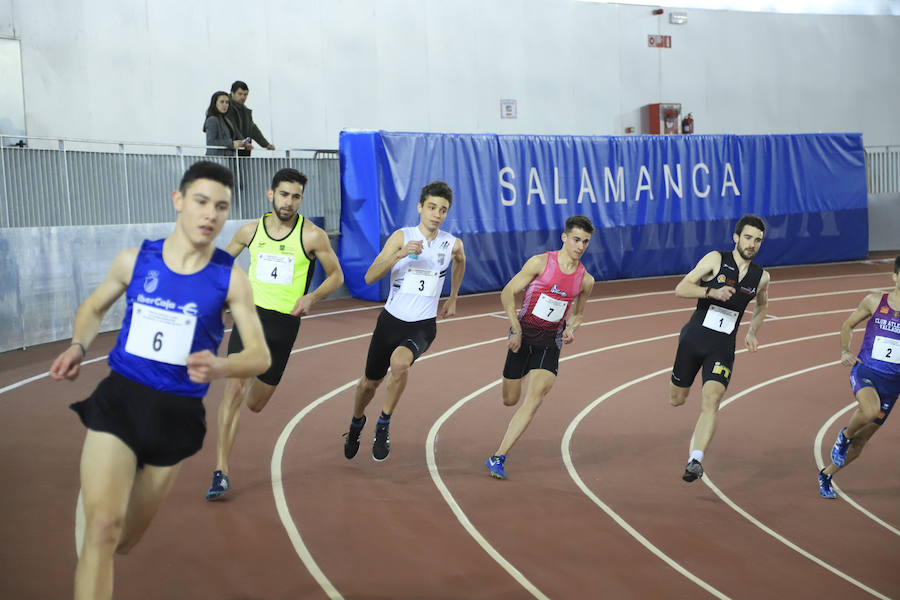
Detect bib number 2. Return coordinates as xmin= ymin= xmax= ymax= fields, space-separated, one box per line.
xmin=872 ymin=336 xmax=900 ymax=364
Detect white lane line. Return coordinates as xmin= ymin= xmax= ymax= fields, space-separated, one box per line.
xmin=560 ymin=366 xmax=730 ymax=600
xmin=704 ymin=362 xmax=891 ymax=598
xmin=270 ymin=336 xmax=504 ymax=600
xmin=814 ymin=405 xmax=900 ymax=536
xmin=425 ymin=380 xmax=551 ymax=600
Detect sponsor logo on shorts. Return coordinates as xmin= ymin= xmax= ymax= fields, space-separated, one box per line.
xmin=712 ymin=361 xmax=731 ymax=380
xmin=143 ymin=270 xmax=159 ymax=294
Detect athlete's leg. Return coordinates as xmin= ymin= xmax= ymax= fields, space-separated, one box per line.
xmin=689 ymin=380 xmax=727 ymax=453
xmin=502 ymin=377 xmax=524 ymax=406
xmin=669 ymin=382 xmax=691 ymax=407
xmin=382 ymin=346 xmax=414 ymax=415
xmin=353 ymin=376 xmax=382 ymax=418
xmin=75 ymin=431 xmax=137 ymax=600
xmin=495 ymin=369 xmax=556 ymax=456
xmin=823 ymin=421 xmax=880 ymax=477
xmin=845 ymin=386 xmax=882 ymax=437
xmin=116 ymin=462 xmax=182 ymax=554
xmin=215 ymin=377 xmax=245 ymax=475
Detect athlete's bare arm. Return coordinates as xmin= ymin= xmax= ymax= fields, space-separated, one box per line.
xmin=364 ymin=230 xmax=422 ymax=285
xmin=291 ymin=223 xmax=345 ymax=316
xmin=439 ymin=238 xmax=466 ymax=319
xmin=224 ymin=221 xmax=256 ymax=257
xmin=675 ymin=251 xmax=734 ymax=302
xmin=562 ymin=272 xmax=595 ymax=344
xmin=744 ymin=270 xmax=770 ymax=352
xmin=839 ymin=293 xmax=880 ymax=367
xmin=187 ymin=266 xmax=270 ymax=383
xmin=501 ymin=254 xmax=549 ymax=352
xmin=50 ymin=249 xmax=138 ymax=381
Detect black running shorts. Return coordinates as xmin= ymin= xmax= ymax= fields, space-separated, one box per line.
xmin=670 ymin=320 xmax=736 ymax=389
xmin=364 ymin=309 xmax=436 ymax=381
xmin=70 ymin=370 xmax=206 ymax=468
xmin=228 ymin=305 xmax=301 ymax=386
xmin=503 ymin=341 xmax=561 ymax=379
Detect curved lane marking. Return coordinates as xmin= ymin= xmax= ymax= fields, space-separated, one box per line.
xmin=814 ymin=405 xmax=900 ymax=536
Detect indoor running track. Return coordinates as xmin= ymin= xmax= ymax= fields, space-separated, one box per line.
xmin=1 ymin=256 xmax=898 ymax=600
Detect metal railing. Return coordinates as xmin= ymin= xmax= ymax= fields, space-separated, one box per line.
xmin=0 ymin=135 xmax=342 ymax=231
xmin=865 ymin=145 xmax=900 ymax=195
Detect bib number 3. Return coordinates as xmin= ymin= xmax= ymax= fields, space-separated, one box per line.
xmin=400 ymin=268 xmax=440 ymax=297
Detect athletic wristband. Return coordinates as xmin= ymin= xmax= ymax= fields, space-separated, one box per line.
xmin=71 ymin=342 xmax=86 ymax=357
xmin=508 ymin=330 xmax=522 ymax=336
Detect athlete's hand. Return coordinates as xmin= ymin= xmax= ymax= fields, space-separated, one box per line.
xmin=709 ymin=286 xmax=736 ymax=302
xmin=745 ymin=331 xmax=759 ymax=352
xmin=562 ymin=328 xmax=576 ymax=344
xmin=291 ymin=294 xmax=315 ymax=317
xmin=50 ymin=346 xmax=84 ymax=381
xmin=186 ymin=350 xmax=225 ymax=383
xmin=507 ymin=330 xmax=522 ymax=352
xmin=402 ymin=241 xmax=424 ymax=258
xmin=840 ymin=350 xmax=860 ymax=367
xmin=439 ymin=298 xmax=457 ymax=319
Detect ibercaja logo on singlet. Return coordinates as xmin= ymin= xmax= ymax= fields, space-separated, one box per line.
xmin=138 ymin=270 xmax=199 ymax=316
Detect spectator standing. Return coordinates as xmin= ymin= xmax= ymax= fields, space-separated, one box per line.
xmin=228 ymin=80 xmax=275 ymax=156
xmin=203 ymin=91 xmax=246 ymax=156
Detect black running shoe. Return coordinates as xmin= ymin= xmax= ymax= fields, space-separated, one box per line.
xmin=343 ymin=415 xmax=366 ymax=459
xmin=373 ymin=422 xmax=391 ymax=461
xmin=682 ymin=459 xmax=704 ymax=482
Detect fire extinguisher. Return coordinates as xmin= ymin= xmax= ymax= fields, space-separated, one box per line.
xmin=682 ymin=113 xmax=694 ymax=134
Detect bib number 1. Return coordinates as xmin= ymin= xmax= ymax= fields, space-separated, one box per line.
xmin=702 ymin=304 xmax=739 ymax=334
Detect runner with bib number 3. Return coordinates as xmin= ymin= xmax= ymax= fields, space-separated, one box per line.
xmin=343 ymin=181 xmax=466 ymax=462
xmin=669 ymin=214 xmax=771 ymax=483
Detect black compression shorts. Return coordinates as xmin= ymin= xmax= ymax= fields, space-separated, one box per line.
xmin=70 ymin=370 xmax=206 ymax=468
xmin=364 ymin=309 xmax=436 ymax=381
xmin=228 ymin=305 xmax=300 ymax=386
xmin=503 ymin=340 xmax=561 ymax=378
xmin=670 ymin=321 xmax=736 ymax=389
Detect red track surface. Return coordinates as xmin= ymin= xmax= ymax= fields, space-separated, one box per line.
xmin=2 ymin=257 xmax=898 ymax=599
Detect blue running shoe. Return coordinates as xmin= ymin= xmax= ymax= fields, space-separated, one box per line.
xmin=205 ymin=470 xmax=230 ymax=500
xmin=818 ymin=469 xmax=836 ymax=499
xmin=486 ymin=455 xmax=507 ymax=479
xmin=831 ymin=427 xmax=851 ymax=467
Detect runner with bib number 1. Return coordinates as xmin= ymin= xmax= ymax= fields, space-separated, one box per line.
xmin=669 ymin=214 xmax=771 ymax=484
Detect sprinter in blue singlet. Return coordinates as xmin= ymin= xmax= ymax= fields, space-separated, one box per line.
xmin=818 ymin=255 xmax=900 ymax=499
xmin=49 ymin=161 xmax=270 ymax=600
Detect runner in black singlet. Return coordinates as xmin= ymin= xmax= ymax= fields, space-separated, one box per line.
xmin=669 ymin=215 xmax=771 ymax=483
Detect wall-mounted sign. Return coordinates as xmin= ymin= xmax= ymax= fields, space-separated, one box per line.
xmin=648 ymin=35 xmax=672 ymax=48
xmin=501 ymin=99 xmax=517 ymax=119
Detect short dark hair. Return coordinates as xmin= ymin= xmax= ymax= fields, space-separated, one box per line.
xmin=894 ymin=255 xmax=900 ymax=274
xmin=565 ymin=215 xmax=594 ymax=235
xmin=735 ymin=214 xmax=766 ymax=236
xmin=230 ymin=80 xmax=249 ymax=93
xmin=271 ymin=168 xmax=307 ymax=192
xmin=179 ymin=161 xmax=234 ymax=193
xmin=419 ymin=181 xmax=453 ymax=206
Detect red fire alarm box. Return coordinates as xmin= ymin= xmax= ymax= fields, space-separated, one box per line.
xmin=642 ymin=103 xmax=681 ymax=134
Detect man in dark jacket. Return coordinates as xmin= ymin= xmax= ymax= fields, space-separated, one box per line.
xmin=228 ymin=80 xmax=275 ymax=156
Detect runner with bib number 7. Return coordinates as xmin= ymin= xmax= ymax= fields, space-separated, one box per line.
xmin=669 ymin=214 xmax=771 ymax=483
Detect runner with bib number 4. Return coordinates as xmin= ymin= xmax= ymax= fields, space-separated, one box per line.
xmin=669 ymin=215 xmax=771 ymax=483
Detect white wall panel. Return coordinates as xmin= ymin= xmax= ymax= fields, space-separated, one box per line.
xmin=5 ymin=0 xmax=899 ymax=147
